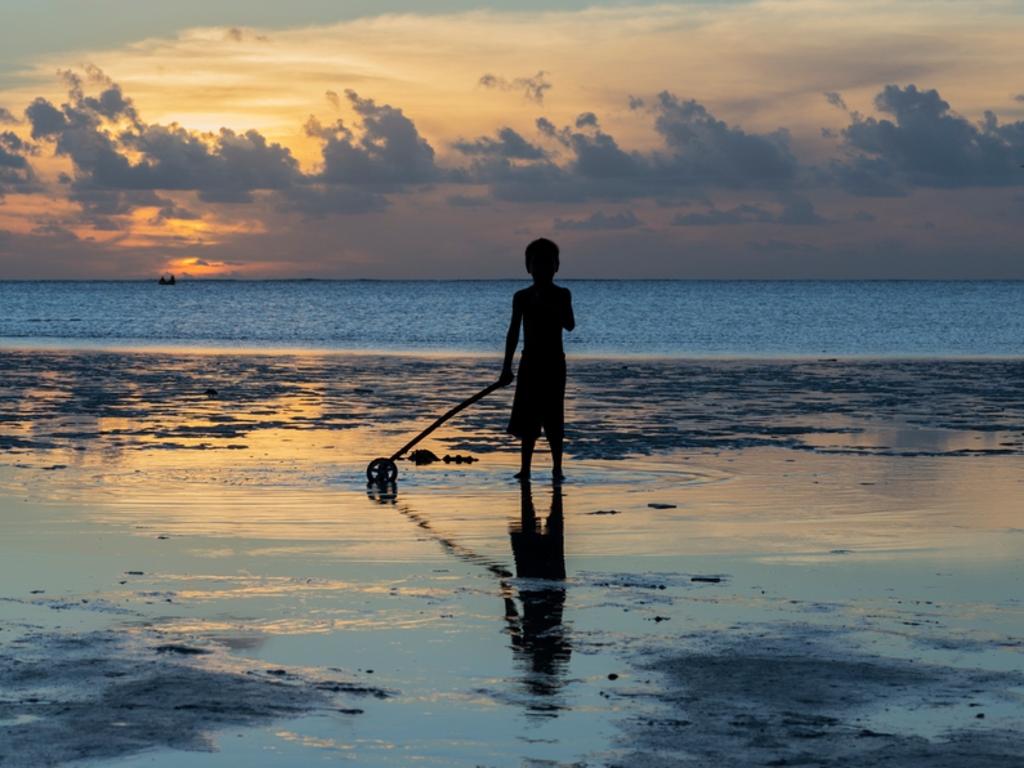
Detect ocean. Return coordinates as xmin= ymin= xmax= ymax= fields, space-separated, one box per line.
xmin=1 ymin=280 xmax=1022 ymax=357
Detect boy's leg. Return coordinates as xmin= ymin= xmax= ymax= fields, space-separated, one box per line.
xmin=549 ymin=432 xmax=564 ymax=481
xmin=515 ymin=436 xmax=536 ymax=480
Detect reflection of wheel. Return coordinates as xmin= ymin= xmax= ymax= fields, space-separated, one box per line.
xmin=366 ymin=457 xmax=399 ymax=485
xmin=366 ymin=482 xmax=397 ymax=505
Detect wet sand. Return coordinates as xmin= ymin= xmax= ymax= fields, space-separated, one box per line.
xmin=0 ymin=351 xmax=1021 ymax=766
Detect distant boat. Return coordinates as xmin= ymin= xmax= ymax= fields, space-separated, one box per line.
xmin=158 ymin=274 xmax=176 ymax=285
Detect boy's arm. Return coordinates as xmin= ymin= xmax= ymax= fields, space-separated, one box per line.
xmin=499 ymin=293 xmax=523 ymax=385
xmin=562 ymin=287 xmax=575 ymax=332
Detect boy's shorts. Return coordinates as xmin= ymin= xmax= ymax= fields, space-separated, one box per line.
xmin=507 ymin=353 xmax=566 ymax=441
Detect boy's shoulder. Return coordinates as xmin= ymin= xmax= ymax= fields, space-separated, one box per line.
xmin=550 ymin=283 xmax=572 ymax=301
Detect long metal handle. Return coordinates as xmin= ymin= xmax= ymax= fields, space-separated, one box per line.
xmin=389 ymin=381 xmax=505 ymax=461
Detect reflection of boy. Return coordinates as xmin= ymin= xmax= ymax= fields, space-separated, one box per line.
xmin=499 ymin=239 xmax=575 ymax=482
xmin=506 ymin=482 xmax=570 ymax=697
xmin=509 ymin=482 xmax=566 ymax=580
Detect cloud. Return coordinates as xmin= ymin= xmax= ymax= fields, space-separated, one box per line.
xmin=450 ymin=112 xmax=638 ymax=203
xmin=150 ymin=199 xmax=201 ymax=223
xmin=478 ymin=71 xmax=551 ymax=104
xmin=221 ymin=27 xmax=268 ymax=43
xmin=27 ymin=75 xmax=300 ymax=206
xmin=828 ymin=155 xmax=906 ymax=197
xmin=0 ymin=222 xmax=173 ymax=278
xmin=23 ymin=74 xmax=441 ymax=222
xmin=1015 ymin=94 xmax=1024 ymax=103
xmin=0 ymin=131 xmax=31 ymax=165
xmin=305 ymin=90 xmax=437 ymax=188
xmin=57 ymin=66 xmax=140 ymax=125
xmin=0 ymin=107 xmax=18 ymax=124
xmin=23 ymin=71 xmax=1015 ymax=252
xmin=31 ymin=219 xmax=79 ymax=240
xmin=824 ymin=91 xmax=848 ymax=111
xmin=651 ymin=92 xmax=798 ymax=187
xmin=128 ymin=125 xmax=299 ymax=202
xmin=554 ymin=210 xmax=642 ymax=231
xmin=550 ymin=111 xmax=643 ymax=180
xmin=7 ymin=51 xmax=1024 ymax=279
xmin=833 ymin=84 xmax=1024 ymax=194
xmin=68 ymin=188 xmax=162 ymax=215
xmin=25 ymin=98 xmax=68 ymax=139
xmin=467 ymin=96 xmax=800 ymax=204
xmin=0 ymin=130 xmax=38 ymax=199
xmin=61 ymin=83 xmax=436 ymax=219
xmin=467 ymin=112 xmax=644 ymax=203
xmin=452 ymin=127 xmax=546 ymax=160
xmin=673 ymin=196 xmax=823 ymax=226
xmin=66 ymin=188 xmax=168 ymax=230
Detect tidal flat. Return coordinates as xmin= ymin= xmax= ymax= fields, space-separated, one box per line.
xmin=0 ymin=351 xmax=1021 ymax=766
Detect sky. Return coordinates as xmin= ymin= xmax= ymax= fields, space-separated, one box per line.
xmin=0 ymin=0 xmax=1022 ymax=279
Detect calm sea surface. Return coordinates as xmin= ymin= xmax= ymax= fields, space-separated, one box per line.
xmin=0 ymin=280 xmax=1022 ymax=357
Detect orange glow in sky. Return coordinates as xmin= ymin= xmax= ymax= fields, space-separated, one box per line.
xmin=1 ymin=2 xmax=1023 ymax=279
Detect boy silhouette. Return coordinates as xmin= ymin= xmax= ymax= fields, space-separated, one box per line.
xmin=498 ymin=238 xmax=575 ymax=481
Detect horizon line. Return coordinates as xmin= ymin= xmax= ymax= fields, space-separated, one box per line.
xmin=2 ymin=277 xmax=1024 ymax=283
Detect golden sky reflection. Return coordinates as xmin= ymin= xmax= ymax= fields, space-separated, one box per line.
xmin=2 ymin=352 xmax=1021 ymax=564
xmin=14 ymin=445 xmax=1020 ymax=564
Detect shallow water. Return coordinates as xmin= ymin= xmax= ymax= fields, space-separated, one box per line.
xmin=1 ymin=448 xmax=1021 ymax=766
xmin=0 ymin=352 xmax=1022 ymax=766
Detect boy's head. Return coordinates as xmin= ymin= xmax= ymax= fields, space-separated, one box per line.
xmin=525 ymin=238 xmax=560 ymax=281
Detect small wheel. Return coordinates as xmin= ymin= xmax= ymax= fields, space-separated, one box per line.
xmin=366 ymin=457 xmax=399 ymax=485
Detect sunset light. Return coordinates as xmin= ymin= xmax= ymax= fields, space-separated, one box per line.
xmin=1 ymin=4 xmax=1022 ymax=767
xmin=1 ymin=1 xmax=1022 ymax=278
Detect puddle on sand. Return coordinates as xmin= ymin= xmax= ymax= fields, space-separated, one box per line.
xmin=798 ymin=418 xmax=1022 ymax=456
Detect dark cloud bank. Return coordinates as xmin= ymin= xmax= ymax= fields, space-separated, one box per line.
xmin=832 ymin=85 xmax=1024 ymax=196
xmin=0 ymin=127 xmax=37 ymax=200
xmin=5 ymin=70 xmax=1024 ymax=275
xmin=21 ymin=76 xmax=439 ymax=225
xmin=456 ymin=92 xmax=799 ymax=205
